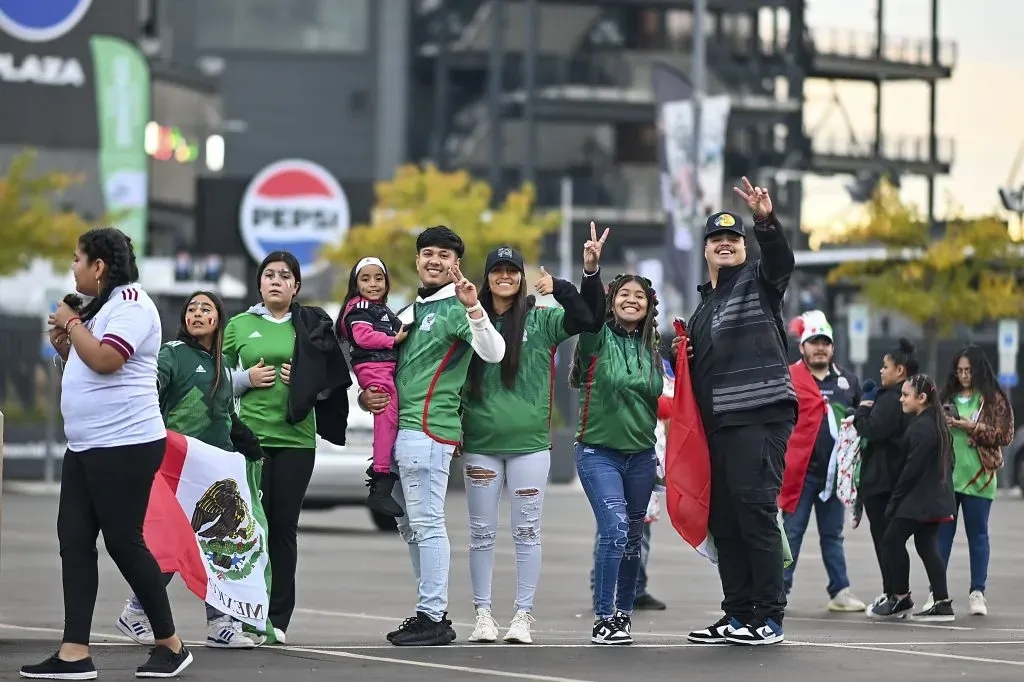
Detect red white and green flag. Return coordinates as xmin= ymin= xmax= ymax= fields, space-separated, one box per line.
xmin=143 ymin=431 xmax=272 ymax=635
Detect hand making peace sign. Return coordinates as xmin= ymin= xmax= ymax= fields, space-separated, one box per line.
xmin=733 ymin=176 xmax=773 ymax=220
xmin=449 ymin=263 xmax=480 ymax=309
xmin=583 ymin=221 xmax=609 ymax=273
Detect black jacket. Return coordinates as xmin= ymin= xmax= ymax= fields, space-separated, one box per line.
xmin=340 ymin=298 xmax=401 ymax=366
xmin=286 ymin=303 xmax=354 ymax=446
xmin=853 ymin=381 xmax=909 ymax=497
xmin=689 ymin=213 xmax=797 ymax=432
xmin=887 ymin=409 xmax=955 ymax=522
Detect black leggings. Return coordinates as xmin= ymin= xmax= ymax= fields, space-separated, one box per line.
xmin=883 ymin=518 xmax=948 ymax=600
xmin=862 ymin=494 xmax=892 ymax=594
xmin=58 ymin=439 xmax=175 ymax=645
xmin=260 ymin=447 xmax=316 ymax=633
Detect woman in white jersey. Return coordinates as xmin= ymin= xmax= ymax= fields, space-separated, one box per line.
xmin=21 ymin=228 xmax=193 ymax=681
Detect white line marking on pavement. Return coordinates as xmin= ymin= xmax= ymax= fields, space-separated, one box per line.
xmin=284 ymin=640 xmax=1024 ymax=650
xmin=283 ymin=647 xmax=597 ymax=682
xmin=705 ymin=611 xmax=984 ymax=632
xmin=811 ymin=642 xmax=1024 ymax=667
xmin=0 ymin=622 xmax=204 ymax=647
xmin=296 ymin=607 xmax=478 ymax=628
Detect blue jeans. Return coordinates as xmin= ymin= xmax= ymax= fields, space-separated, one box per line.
xmin=937 ymin=492 xmax=992 ymax=593
xmin=576 ymin=443 xmax=657 ymax=618
xmin=782 ymin=473 xmax=851 ymax=598
xmin=393 ymin=429 xmax=455 ymax=622
xmin=590 ymin=522 xmax=653 ymax=606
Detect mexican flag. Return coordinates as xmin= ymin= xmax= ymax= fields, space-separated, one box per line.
xmin=143 ymin=431 xmax=272 ymax=634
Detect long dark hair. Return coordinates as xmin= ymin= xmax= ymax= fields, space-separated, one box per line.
xmin=940 ymin=344 xmax=1007 ymax=406
xmin=467 ymin=270 xmax=535 ymax=396
xmin=77 ymin=227 xmax=140 ymax=322
xmin=907 ymin=373 xmax=953 ymax=475
xmin=887 ymin=337 xmax=920 ymax=378
xmin=569 ymin=274 xmax=663 ymax=389
xmin=177 ymin=291 xmax=227 ymax=401
xmin=343 ymin=259 xmax=392 ymax=310
xmin=256 ymin=250 xmax=302 ymax=302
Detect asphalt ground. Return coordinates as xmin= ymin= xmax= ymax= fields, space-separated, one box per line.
xmin=2 ymin=482 xmax=1023 ymax=681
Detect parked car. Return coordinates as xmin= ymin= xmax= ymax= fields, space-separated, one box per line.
xmin=302 ymin=376 xmax=398 ymax=531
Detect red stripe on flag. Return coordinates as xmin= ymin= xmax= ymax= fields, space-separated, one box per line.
xmin=143 ymin=430 xmax=208 ymax=600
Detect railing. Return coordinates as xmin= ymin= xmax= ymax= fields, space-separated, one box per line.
xmin=810 ymin=28 xmax=957 ymax=68
xmin=812 ymin=135 xmax=956 ymax=166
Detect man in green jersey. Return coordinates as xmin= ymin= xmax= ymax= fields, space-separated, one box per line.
xmin=359 ymin=226 xmax=505 ymax=646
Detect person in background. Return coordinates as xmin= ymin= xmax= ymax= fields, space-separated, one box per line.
xmin=462 ymin=232 xmax=605 ymax=645
xmin=115 ymin=291 xmax=266 ymax=650
xmin=225 ymin=250 xmax=351 ymax=644
xmin=571 ymin=273 xmax=665 ymax=645
xmin=853 ymin=338 xmax=918 ymax=616
xmin=23 ymin=227 xmax=192 ymax=679
xmin=779 ymin=311 xmax=867 ymax=613
xmin=870 ymin=373 xmax=956 ymax=622
xmin=923 ymin=346 xmax=1014 ymax=616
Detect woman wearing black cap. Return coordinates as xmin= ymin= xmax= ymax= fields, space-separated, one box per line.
xmin=460 ymin=225 xmax=607 ymax=645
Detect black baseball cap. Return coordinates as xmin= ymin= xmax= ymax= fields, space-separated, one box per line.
xmin=485 ymin=246 xmax=525 ymax=274
xmin=704 ymin=211 xmax=746 ymax=238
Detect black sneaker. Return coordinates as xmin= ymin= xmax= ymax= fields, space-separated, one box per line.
xmin=914 ymin=598 xmax=955 ymax=622
xmin=391 ymin=612 xmax=453 ymax=646
xmin=135 ymin=644 xmax=194 ymax=678
xmin=687 ymin=615 xmax=740 ymax=644
xmin=365 ymin=468 xmax=405 ymax=518
xmin=387 ymin=614 xmax=420 ymax=642
xmin=633 ymin=593 xmax=667 ymax=610
xmin=870 ymin=595 xmax=914 ymax=620
xmin=724 ymin=617 xmax=784 ymax=646
xmin=442 ymin=612 xmax=457 ymax=643
xmin=20 ymin=654 xmax=97 ymax=680
xmin=591 ymin=614 xmax=632 ymax=645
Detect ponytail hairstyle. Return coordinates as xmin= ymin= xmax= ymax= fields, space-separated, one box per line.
xmin=77 ymin=227 xmax=141 ymax=323
xmin=569 ymin=273 xmax=663 ymax=389
xmin=888 ymin=337 xmax=920 ymax=378
xmin=177 ymin=291 xmax=227 ymax=403
xmin=907 ymin=373 xmax=953 ymax=476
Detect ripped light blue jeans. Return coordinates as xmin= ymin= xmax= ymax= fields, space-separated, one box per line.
xmin=393 ymin=429 xmax=455 ymax=622
xmin=576 ymin=443 xmax=657 ymax=619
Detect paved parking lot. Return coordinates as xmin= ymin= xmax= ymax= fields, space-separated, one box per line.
xmin=2 ymin=483 xmax=1023 ymax=681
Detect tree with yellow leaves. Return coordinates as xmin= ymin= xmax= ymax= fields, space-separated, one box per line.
xmin=0 ymin=149 xmax=99 ymax=278
xmin=826 ymin=179 xmax=1024 ymax=374
xmin=321 ymin=164 xmax=560 ymax=295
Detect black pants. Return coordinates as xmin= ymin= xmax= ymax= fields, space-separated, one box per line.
xmin=883 ymin=518 xmax=948 ymax=599
xmin=58 ymin=439 xmax=175 ymax=645
xmin=862 ymin=493 xmax=892 ymax=594
xmin=707 ymin=420 xmax=794 ymax=625
xmin=260 ymin=447 xmax=316 ymax=632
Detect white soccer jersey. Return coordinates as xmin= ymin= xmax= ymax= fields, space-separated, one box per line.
xmin=61 ymin=284 xmax=166 ymax=451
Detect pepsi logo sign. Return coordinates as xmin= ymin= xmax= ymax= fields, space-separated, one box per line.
xmin=0 ymin=0 xmax=92 ymax=43
xmin=238 ymin=159 xmax=351 ymax=275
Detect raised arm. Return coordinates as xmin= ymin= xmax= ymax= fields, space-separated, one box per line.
xmin=733 ymin=176 xmax=794 ymax=295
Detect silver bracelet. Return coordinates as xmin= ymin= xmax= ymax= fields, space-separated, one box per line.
xmin=464 ymin=302 xmax=483 ymax=315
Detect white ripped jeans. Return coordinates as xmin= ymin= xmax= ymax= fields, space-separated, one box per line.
xmin=463 ymin=450 xmax=550 ymax=612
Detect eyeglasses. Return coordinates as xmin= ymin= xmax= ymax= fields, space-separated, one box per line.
xmin=955 ymin=368 xmax=972 ymax=375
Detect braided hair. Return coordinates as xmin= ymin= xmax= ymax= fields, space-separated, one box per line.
xmin=77 ymin=227 xmax=140 ymax=323
xmin=906 ymin=373 xmax=953 ymax=476
xmin=568 ymin=274 xmax=663 ymax=389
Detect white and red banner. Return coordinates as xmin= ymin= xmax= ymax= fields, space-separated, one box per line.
xmin=143 ymin=431 xmax=271 ymax=632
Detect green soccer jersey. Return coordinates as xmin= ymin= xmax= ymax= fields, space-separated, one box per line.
xmin=158 ymin=340 xmax=234 ymax=451
xmin=461 ymin=307 xmax=571 ymax=455
xmin=395 ymin=287 xmax=481 ymax=444
xmin=950 ymin=391 xmax=995 ymax=499
xmin=574 ymin=324 xmax=663 ymax=454
xmin=222 ymin=310 xmax=315 ymax=449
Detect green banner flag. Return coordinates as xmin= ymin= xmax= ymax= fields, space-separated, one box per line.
xmin=90 ymin=36 xmax=150 ymax=253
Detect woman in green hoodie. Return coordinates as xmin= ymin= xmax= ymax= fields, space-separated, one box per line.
xmin=569 ymin=273 xmax=664 ymax=645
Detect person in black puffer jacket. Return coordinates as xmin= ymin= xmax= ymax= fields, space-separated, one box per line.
xmin=853 ymin=338 xmax=919 ymax=614
xmin=870 ymin=373 xmax=956 ymax=622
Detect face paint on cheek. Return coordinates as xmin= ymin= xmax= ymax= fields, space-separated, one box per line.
xmin=206 ymin=317 xmax=214 ymax=327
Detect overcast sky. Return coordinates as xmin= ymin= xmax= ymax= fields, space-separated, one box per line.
xmin=799 ymin=0 xmax=1023 ymax=230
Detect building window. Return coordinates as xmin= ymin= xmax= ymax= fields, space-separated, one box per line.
xmin=198 ymin=0 xmax=370 ymax=53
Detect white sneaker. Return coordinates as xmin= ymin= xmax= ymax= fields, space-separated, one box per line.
xmin=206 ymin=616 xmax=256 ymax=649
xmin=921 ymin=592 xmax=935 ymax=612
xmin=828 ymin=588 xmax=867 ymax=612
xmin=273 ymin=627 xmax=287 ymax=644
xmin=115 ymin=601 xmax=154 ymax=645
xmin=968 ymin=590 xmax=988 ymax=616
xmin=503 ymin=610 xmax=535 ymax=644
xmin=468 ymin=607 xmax=499 ymax=643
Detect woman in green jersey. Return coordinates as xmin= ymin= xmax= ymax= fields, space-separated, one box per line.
xmin=115 ymin=290 xmax=265 ymax=649
xmin=461 ymin=226 xmax=607 ymax=645
xmin=929 ymin=346 xmax=1014 ymax=616
xmin=569 ymin=272 xmax=664 ymax=645
xmin=223 ymin=251 xmax=325 ymax=644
